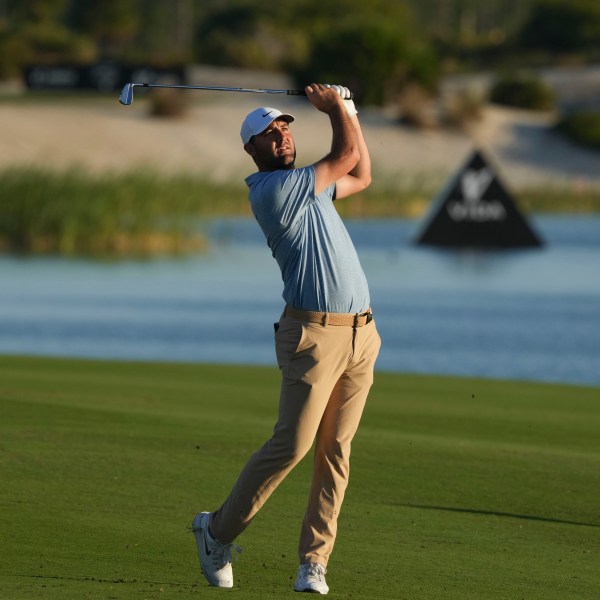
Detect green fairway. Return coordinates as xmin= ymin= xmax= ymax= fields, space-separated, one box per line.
xmin=1 ymin=356 xmax=598 ymax=599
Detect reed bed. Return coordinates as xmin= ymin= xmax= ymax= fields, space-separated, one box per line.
xmin=0 ymin=167 xmax=249 ymax=257
xmin=1 ymin=167 xmax=598 ymax=256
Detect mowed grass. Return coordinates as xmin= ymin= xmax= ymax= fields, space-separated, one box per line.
xmin=0 ymin=356 xmax=599 ymax=599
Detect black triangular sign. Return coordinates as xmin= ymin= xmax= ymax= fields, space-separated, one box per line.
xmin=415 ymin=149 xmax=543 ymax=248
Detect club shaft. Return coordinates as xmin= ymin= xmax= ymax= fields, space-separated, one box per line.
xmin=119 ymin=82 xmax=353 ymax=105
xmin=119 ymin=82 xmax=304 ymax=105
xmin=139 ymin=82 xmax=306 ymax=94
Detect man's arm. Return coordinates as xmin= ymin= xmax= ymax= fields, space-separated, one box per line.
xmin=306 ymin=83 xmax=361 ymax=195
xmin=334 ymin=113 xmax=371 ymax=200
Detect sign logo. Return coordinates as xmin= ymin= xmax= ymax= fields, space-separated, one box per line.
xmin=462 ymin=168 xmax=493 ymax=202
xmin=447 ymin=167 xmax=507 ymax=222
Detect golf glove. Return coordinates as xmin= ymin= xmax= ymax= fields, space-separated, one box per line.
xmin=325 ymin=84 xmax=358 ymax=117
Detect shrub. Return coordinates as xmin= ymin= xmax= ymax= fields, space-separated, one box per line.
xmin=557 ymin=111 xmax=600 ymax=150
xmin=289 ymin=16 xmax=439 ymax=106
xmin=519 ymin=0 xmax=600 ymax=54
xmin=440 ymin=90 xmax=485 ymax=129
xmin=148 ymin=88 xmax=188 ymax=118
xmin=490 ymin=73 xmax=556 ymax=111
xmin=397 ymin=84 xmax=438 ymax=128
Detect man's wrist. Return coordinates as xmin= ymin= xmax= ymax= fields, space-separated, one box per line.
xmin=327 ymin=102 xmax=347 ymax=118
xmin=343 ymin=99 xmax=358 ymax=117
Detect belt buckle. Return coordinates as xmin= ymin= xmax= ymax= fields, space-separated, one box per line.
xmin=356 ymin=310 xmax=373 ymax=327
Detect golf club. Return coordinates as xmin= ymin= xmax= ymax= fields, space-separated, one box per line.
xmin=119 ymin=82 xmax=312 ymax=106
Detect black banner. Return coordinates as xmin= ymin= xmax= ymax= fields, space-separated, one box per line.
xmin=24 ymin=63 xmax=186 ymax=92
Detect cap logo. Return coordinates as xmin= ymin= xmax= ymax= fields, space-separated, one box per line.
xmin=262 ymin=110 xmax=274 ymax=117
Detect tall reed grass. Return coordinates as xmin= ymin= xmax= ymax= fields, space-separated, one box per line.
xmin=337 ymin=179 xmax=600 ymax=218
xmin=1 ymin=167 xmax=598 ymax=256
xmin=517 ymin=184 xmax=600 ymax=214
xmin=0 ymin=167 xmax=250 ymax=256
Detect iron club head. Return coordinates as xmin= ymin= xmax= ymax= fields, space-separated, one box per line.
xmin=119 ymin=83 xmax=135 ymax=105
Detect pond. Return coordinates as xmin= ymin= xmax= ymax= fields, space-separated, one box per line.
xmin=0 ymin=215 xmax=599 ymax=387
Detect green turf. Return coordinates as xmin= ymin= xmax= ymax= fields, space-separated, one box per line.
xmin=0 ymin=356 xmax=598 ymax=599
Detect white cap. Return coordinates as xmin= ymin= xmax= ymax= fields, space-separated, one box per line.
xmin=240 ymin=107 xmax=295 ymax=144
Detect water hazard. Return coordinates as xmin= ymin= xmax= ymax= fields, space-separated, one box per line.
xmin=0 ymin=216 xmax=599 ymax=387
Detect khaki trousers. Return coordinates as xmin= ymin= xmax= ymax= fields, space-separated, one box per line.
xmin=210 ymin=309 xmax=381 ymax=566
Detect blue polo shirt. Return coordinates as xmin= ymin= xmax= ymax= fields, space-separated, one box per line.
xmin=246 ymin=165 xmax=370 ymax=313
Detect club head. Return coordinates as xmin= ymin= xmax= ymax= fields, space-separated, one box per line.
xmin=119 ymin=83 xmax=134 ymax=106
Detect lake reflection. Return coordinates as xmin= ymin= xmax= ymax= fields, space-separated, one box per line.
xmin=0 ymin=216 xmax=599 ymax=387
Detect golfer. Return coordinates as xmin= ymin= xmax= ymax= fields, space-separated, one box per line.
xmin=193 ymin=83 xmax=381 ymax=595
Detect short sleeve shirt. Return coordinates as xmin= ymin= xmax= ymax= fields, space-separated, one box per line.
xmin=246 ymin=165 xmax=370 ymax=313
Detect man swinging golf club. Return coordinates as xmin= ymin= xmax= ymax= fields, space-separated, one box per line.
xmin=192 ymin=83 xmax=381 ymax=594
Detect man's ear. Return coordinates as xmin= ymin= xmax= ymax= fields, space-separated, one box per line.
xmin=244 ymin=142 xmax=256 ymax=157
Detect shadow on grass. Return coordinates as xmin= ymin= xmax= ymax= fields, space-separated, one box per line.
xmin=397 ymin=503 xmax=600 ymax=528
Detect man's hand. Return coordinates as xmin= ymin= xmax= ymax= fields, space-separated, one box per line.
xmin=326 ymin=85 xmax=358 ymax=117
xmin=305 ymin=83 xmax=345 ymax=114
xmin=306 ymin=83 xmax=358 ymax=117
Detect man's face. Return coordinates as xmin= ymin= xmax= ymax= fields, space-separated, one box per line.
xmin=244 ymin=118 xmax=296 ymax=171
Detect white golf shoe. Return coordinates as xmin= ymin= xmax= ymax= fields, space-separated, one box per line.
xmin=192 ymin=512 xmax=241 ymax=588
xmin=294 ymin=562 xmax=329 ymax=594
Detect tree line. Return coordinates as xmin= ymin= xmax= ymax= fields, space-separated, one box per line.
xmin=1 ymin=0 xmax=599 ymax=105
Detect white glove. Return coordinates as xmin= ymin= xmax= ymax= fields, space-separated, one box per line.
xmin=325 ymin=83 xmax=358 ymax=117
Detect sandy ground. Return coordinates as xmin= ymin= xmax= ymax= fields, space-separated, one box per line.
xmin=1 ymin=93 xmax=599 ymax=190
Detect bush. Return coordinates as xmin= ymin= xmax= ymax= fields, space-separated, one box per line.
xmin=397 ymin=84 xmax=438 ymax=128
xmin=440 ymin=90 xmax=485 ymax=129
xmin=148 ymin=88 xmax=188 ymax=119
xmin=490 ymin=73 xmax=556 ymax=111
xmin=0 ymin=32 xmax=30 ymax=79
xmin=289 ymin=16 xmax=439 ymax=106
xmin=0 ymin=22 xmax=97 ymax=79
xmin=519 ymin=0 xmax=600 ymax=54
xmin=557 ymin=111 xmax=600 ymax=150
